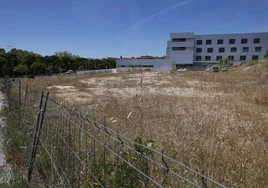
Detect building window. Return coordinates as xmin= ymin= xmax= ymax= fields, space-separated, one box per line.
xmin=255 ymin=47 xmax=262 ymax=52
xmin=206 ymin=40 xmax=212 ymax=45
xmin=120 ymin=65 xmax=126 ymax=67
xmin=196 ymin=48 xmax=202 ymax=53
xmin=197 ymin=40 xmax=202 ymax=45
xmin=219 ymin=48 xmax=225 ymax=53
xmin=241 ymin=38 xmax=248 ymax=44
xmin=216 ymin=56 xmax=222 ymax=61
xmin=229 ymin=39 xmax=235 ymax=44
xmin=242 ymin=47 xmax=249 ymax=52
xmin=172 ymin=47 xmax=186 ymax=51
xmin=228 ymin=56 xmax=234 ymax=61
xmin=172 ymin=38 xmax=186 ymax=42
xmin=252 ymin=55 xmax=259 ymax=60
xmin=254 ymin=38 xmax=260 ymax=44
xmin=207 ymin=48 xmax=213 ymax=53
xmin=217 ymin=39 xmax=224 ymax=44
xmin=205 ymin=56 xmax=211 ymax=61
xmin=196 ymin=56 xmax=202 ymax=61
xmin=240 ymin=56 xmax=246 ymax=61
xmin=230 ymin=47 xmax=237 ymax=53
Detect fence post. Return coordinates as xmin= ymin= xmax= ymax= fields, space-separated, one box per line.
xmin=18 ymin=80 xmax=21 ymax=129
xmin=28 ymin=92 xmax=49 ymax=182
xmin=24 ymin=84 xmax=28 ymax=108
xmin=38 ymin=92 xmax=49 ymax=131
xmin=28 ymin=92 xmax=43 ymax=182
xmin=3 ymin=78 xmax=11 ymax=112
xmin=103 ymin=117 xmax=107 ymax=187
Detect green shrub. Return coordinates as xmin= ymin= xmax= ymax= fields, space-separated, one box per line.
xmin=264 ymin=50 xmax=268 ymax=58
xmin=27 ymin=74 xmax=35 ymax=79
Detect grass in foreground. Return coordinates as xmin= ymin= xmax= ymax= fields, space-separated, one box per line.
xmin=19 ymin=59 xmax=268 ymax=187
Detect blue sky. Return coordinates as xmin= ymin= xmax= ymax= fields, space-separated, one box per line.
xmin=1 ymin=0 xmax=268 ymax=58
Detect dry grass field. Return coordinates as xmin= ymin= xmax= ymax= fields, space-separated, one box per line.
xmin=22 ymin=59 xmax=268 ymax=187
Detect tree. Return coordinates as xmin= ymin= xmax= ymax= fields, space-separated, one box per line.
xmin=30 ymin=62 xmax=46 ymax=75
xmin=0 ymin=56 xmax=7 ymax=76
xmin=0 ymin=46 xmax=116 ymax=76
xmin=1 ymin=63 xmax=11 ymax=76
xmin=55 ymin=51 xmax=74 ymax=59
xmin=43 ymin=55 xmax=61 ymax=73
xmin=171 ymin=62 xmax=176 ymax=71
xmin=220 ymin=58 xmax=231 ymax=67
xmin=219 ymin=59 xmax=224 ymax=67
xmin=128 ymin=63 xmax=133 ymax=72
xmin=0 ymin=56 xmax=7 ymax=66
xmin=13 ymin=64 xmax=28 ymax=75
xmin=54 ymin=51 xmax=75 ymax=71
xmin=21 ymin=53 xmax=41 ymax=68
xmin=0 ymin=48 xmax=5 ymax=55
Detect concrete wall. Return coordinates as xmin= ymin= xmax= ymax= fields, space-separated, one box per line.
xmin=167 ymin=32 xmax=195 ymax=64
xmin=116 ymin=59 xmax=172 ymax=72
xmin=77 ymin=69 xmax=117 ymax=74
xmin=168 ymin=48 xmax=194 ymax=64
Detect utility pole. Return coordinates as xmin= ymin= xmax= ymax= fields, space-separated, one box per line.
xmin=6 ymin=44 xmax=13 ymax=51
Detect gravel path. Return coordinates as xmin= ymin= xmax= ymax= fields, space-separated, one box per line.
xmin=0 ymin=92 xmax=12 ymax=184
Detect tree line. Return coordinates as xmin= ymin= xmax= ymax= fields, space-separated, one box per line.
xmin=0 ymin=48 xmax=116 ymax=77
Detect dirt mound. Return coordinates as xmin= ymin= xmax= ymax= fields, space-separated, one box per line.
xmin=232 ymin=59 xmax=268 ymax=73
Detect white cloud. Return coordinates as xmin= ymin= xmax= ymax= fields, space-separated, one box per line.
xmin=115 ymin=0 xmax=195 ymax=39
xmin=132 ymin=0 xmax=194 ymax=29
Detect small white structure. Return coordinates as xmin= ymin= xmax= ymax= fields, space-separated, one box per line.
xmin=116 ymin=59 xmax=171 ymax=72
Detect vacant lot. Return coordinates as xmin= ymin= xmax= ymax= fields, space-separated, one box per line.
xmin=23 ymin=60 xmax=268 ymax=187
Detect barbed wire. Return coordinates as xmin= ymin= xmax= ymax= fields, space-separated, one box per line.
xmin=39 ymin=140 xmax=71 ymax=187
xmin=1 ymin=78 xmax=226 ymax=188
xmin=45 ymin=94 xmax=225 ymax=187
xmin=48 ymin=96 xmax=225 ymax=187
xmin=55 ymin=107 xmax=200 ymax=187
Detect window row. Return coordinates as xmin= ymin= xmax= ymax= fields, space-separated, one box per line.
xmin=195 ymin=55 xmax=259 ymax=61
xmin=196 ymin=47 xmax=262 ymax=53
xmin=196 ymin=38 xmax=260 ymax=45
xmin=172 ymin=47 xmax=186 ymax=51
xmin=172 ymin=38 xmax=186 ymax=42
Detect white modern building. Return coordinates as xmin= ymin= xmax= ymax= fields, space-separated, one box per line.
xmin=116 ymin=32 xmax=268 ymax=71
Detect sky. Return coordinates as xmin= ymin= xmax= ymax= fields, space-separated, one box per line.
xmin=1 ymin=0 xmax=268 ymax=58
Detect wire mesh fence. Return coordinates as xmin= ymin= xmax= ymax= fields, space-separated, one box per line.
xmin=1 ymin=78 xmax=226 ymax=188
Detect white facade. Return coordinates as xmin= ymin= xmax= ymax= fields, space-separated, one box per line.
xmin=117 ymin=32 xmax=268 ymax=71
xmin=193 ymin=32 xmax=268 ymax=63
xmin=167 ymin=32 xmax=195 ymax=64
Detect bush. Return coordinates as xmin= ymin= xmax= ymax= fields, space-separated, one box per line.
xmin=30 ymin=62 xmax=46 ymax=75
xmin=13 ymin=64 xmax=28 ymax=75
xmin=27 ymin=74 xmax=35 ymax=79
xmin=264 ymin=51 xmax=268 ymax=58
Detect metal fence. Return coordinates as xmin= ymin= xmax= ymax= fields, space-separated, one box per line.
xmin=1 ymin=77 xmax=226 ymax=188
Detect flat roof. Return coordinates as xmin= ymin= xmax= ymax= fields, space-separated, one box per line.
xmin=170 ymin=32 xmax=268 ymax=36
xmin=194 ymin=32 xmax=268 ymax=36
